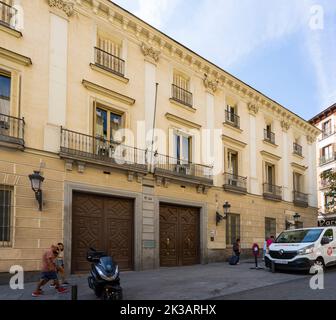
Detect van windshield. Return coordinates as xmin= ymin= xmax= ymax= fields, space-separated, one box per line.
xmin=276 ymin=229 xmax=323 ymax=244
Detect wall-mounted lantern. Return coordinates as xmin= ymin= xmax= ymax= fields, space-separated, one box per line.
xmin=29 ymin=171 xmax=44 ymax=211
xmin=216 ymin=201 xmax=231 ymax=226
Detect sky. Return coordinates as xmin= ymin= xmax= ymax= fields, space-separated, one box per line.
xmin=112 ymin=0 xmax=336 ymax=121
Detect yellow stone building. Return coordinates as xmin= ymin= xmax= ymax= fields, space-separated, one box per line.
xmin=0 ymin=0 xmax=320 ymax=274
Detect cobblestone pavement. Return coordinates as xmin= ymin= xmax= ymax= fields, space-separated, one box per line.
xmin=0 ymin=261 xmax=310 ymax=300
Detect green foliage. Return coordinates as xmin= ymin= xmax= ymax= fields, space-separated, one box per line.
xmin=321 ymin=170 xmax=336 ymax=211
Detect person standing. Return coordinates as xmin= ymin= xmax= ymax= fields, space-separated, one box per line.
xmin=50 ymin=242 xmax=69 ymax=287
xmin=266 ymin=235 xmax=275 ymax=252
xmin=32 ymin=245 xmax=68 ymax=297
xmin=233 ymin=238 xmax=241 ymax=265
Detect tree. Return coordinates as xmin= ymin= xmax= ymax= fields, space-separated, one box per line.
xmin=320 ymin=170 xmax=336 ymax=213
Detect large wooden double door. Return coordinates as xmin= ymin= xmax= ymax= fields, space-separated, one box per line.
xmin=71 ymin=192 xmax=134 ymax=273
xmin=160 ymin=204 xmax=200 ymax=267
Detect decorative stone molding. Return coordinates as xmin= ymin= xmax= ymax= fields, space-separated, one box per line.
xmin=306 ymin=135 xmax=316 ymax=145
xmin=203 ymin=74 xmax=219 ymax=93
xmin=48 ymin=0 xmax=74 ymax=17
xmin=65 ymin=160 xmax=73 ymax=171
xmin=141 ymin=43 xmax=161 ymax=62
xmin=77 ymin=162 xmax=85 ymax=173
xmin=0 ymin=47 xmax=32 ymax=66
xmin=155 ymin=176 xmax=162 ymax=187
xmin=280 ymin=120 xmax=291 ymax=132
xmin=196 ymin=185 xmax=204 ymax=194
xmin=127 ymin=171 xmax=134 ymax=182
xmin=163 ymin=178 xmax=170 ymax=188
xmin=247 ymin=103 xmax=259 ymax=116
xmin=137 ymin=173 xmax=144 ymax=184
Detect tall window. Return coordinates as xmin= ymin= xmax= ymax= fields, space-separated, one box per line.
xmin=265 ymin=163 xmax=275 ymax=186
xmin=173 ymin=131 xmax=192 ymax=164
xmin=322 ymin=120 xmax=332 ymax=136
xmin=322 ymin=145 xmax=333 ymax=160
xmin=0 ymin=186 xmax=12 ymax=243
xmin=293 ymin=172 xmax=302 ymax=192
xmin=226 ymin=105 xmax=236 ymax=122
xmin=265 ymin=217 xmax=276 ymax=239
xmin=0 ymin=71 xmax=10 ymax=116
xmin=226 ymin=214 xmax=240 ymax=245
xmin=173 ymin=73 xmax=189 ymax=91
xmin=95 ymin=106 xmax=122 ymax=142
xmin=172 ymin=72 xmax=192 ymax=107
xmin=227 ymin=150 xmax=238 ymax=176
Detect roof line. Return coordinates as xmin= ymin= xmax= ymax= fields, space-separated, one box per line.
xmin=309 ymin=103 xmax=336 ymax=123
xmin=109 ymin=0 xmax=317 ymax=130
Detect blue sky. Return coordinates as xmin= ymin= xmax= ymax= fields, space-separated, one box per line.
xmin=113 ymin=0 xmax=336 ymax=121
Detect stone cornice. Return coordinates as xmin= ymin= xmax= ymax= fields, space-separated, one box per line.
xmin=203 ymin=73 xmax=219 ymax=93
xmin=221 ymin=135 xmax=247 ymax=149
xmin=165 ymin=113 xmax=201 ymax=129
xmin=0 ymin=47 xmax=32 ymax=66
xmin=247 ymin=103 xmax=259 ymax=116
xmin=47 ymin=0 xmax=74 ymax=17
xmin=280 ymin=120 xmax=291 ymax=132
xmin=140 ymin=42 xmax=161 ymax=62
xmin=260 ymin=150 xmax=281 ymax=161
xmin=82 ymin=79 xmax=135 ymax=105
xmin=74 ymin=0 xmax=321 ymax=137
xmin=291 ymin=162 xmax=308 ymax=172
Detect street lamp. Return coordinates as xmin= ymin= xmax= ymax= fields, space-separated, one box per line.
xmin=216 ymin=201 xmax=231 ymax=225
xmin=293 ymin=213 xmax=301 ymax=229
xmin=29 ymin=171 xmax=44 ymax=211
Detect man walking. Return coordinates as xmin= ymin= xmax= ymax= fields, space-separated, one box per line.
xmin=32 ymin=245 xmax=68 ymax=297
xmin=233 ymin=238 xmax=241 ymax=265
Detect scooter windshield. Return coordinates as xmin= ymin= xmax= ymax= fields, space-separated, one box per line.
xmin=99 ymin=256 xmax=115 ymax=273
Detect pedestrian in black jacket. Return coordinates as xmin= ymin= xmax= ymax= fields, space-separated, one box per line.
xmin=233 ymin=238 xmax=241 ymax=265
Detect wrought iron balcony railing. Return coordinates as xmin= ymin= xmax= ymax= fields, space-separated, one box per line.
xmin=223 ymin=173 xmax=247 ymax=194
xmin=0 ymin=113 xmax=24 ymax=148
xmin=171 ymin=84 xmax=193 ymax=108
xmin=153 ymin=153 xmax=213 ymax=184
xmin=320 ymin=127 xmax=336 ymax=140
xmin=320 ymin=153 xmax=336 ymax=166
xmin=225 ymin=111 xmax=240 ymax=129
xmin=60 ymin=128 xmax=147 ymax=172
xmin=293 ymin=191 xmax=309 ymax=208
xmin=293 ymin=143 xmax=303 ymax=157
xmin=94 ymin=47 xmax=125 ymax=77
xmin=0 ymin=1 xmax=17 ymax=29
xmin=264 ymin=129 xmax=276 ymax=145
xmin=263 ymin=183 xmax=282 ymax=201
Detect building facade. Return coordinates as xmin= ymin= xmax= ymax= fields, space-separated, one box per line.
xmin=310 ymin=104 xmax=336 ymax=218
xmin=0 ymin=0 xmax=320 ymax=274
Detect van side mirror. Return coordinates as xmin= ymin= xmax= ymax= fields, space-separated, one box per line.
xmin=321 ymin=237 xmax=331 ymax=246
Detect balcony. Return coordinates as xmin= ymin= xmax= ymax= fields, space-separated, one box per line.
xmin=320 ymin=127 xmax=336 ymax=141
xmin=60 ymin=128 xmax=147 ymax=174
xmin=0 ymin=113 xmax=24 ymax=149
xmin=171 ymin=84 xmax=193 ymax=108
xmin=293 ymin=191 xmax=309 ymax=208
xmin=223 ymin=173 xmax=247 ymax=194
xmin=225 ymin=111 xmax=240 ymax=129
xmin=94 ymin=47 xmax=125 ymax=77
xmin=293 ymin=143 xmax=303 ymax=157
xmin=264 ymin=129 xmax=276 ymax=145
xmin=153 ymin=153 xmax=213 ymax=187
xmin=263 ymin=183 xmax=282 ymax=201
xmin=0 ymin=1 xmax=17 ymax=29
xmin=320 ymin=153 xmax=336 ymax=166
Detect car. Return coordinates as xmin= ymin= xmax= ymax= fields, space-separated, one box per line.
xmin=265 ymin=227 xmax=336 ymax=273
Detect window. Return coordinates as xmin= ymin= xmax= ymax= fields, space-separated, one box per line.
xmin=265 ymin=218 xmax=276 ymax=239
xmin=95 ymin=35 xmax=124 ymax=76
xmin=322 ymin=145 xmax=334 ymax=162
xmin=0 ymin=186 xmax=12 ymax=243
xmin=226 ymin=214 xmax=240 ymax=246
xmin=293 ymin=172 xmax=302 ymax=192
xmin=324 ymin=194 xmax=334 ymax=211
xmin=265 ymin=163 xmax=275 ymax=186
xmin=323 ymin=229 xmax=333 ymax=242
xmin=173 ymin=131 xmax=192 ymax=164
xmin=322 ymin=120 xmax=332 ymax=137
xmin=0 ymin=71 xmax=10 ymax=116
xmin=0 ymin=0 xmax=15 ymax=27
xmin=225 ymin=104 xmax=240 ymax=128
xmin=95 ymin=105 xmax=123 ymax=142
xmin=264 ymin=124 xmax=275 ymax=144
xmin=172 ymin=72 xmax=192 ymax=107
xmin=227 ymin=150 xmax=238 ymax=176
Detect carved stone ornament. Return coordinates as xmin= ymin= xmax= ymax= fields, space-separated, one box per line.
xmin=280 ymin=120 xmax=291 ymax=132
xmin=247 ymin=103 xmax=259 ymax=116
xmin=307 ymin=135 xmax=316 ymax=145
xmin=203 ymin=74 xmax=219 ymax=93
xmin=141 ymin=43 xmax=161 ymax=62
xmin=48 ymin=0 xmax=74 ymax=17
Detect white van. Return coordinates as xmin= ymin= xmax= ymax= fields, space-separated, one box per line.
xmin=265 ymin=227 xmax=336 ymax=273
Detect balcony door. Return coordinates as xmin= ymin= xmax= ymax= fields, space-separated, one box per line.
xmin=173 ymin=132 xmax=192 ymax=165
xmin=293 ymin=172 xmax=302 ymax=192
xmin=0 ymin=71 xmax=11 ymax=135
xmin=265 ymin=163 xmax=275 ymax=191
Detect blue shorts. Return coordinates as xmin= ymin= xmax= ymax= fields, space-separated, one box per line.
xmin=41 ymin=271 xmax=58 ymax=281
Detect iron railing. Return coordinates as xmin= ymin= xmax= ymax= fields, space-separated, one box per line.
xmin=293 ymin=191 xmax=308 ymax=205
xmin=171 ymin=84 xmax=193 ymax=108
xmin=0 ymin=1 xmax=17 ymax=29
xmin=60 ymin=128 xmax=147 ymax=170
xmin=225 ymin=111 xmax=240 ymax=129
xmin=223 ymin=173 xmax=247 ymax=191
xmin=263 ymin=183 xmax=282 ymax=200
xmin=293 ymin=143 xmax=303 ymax=157
xmin=153 ymin=153 xmax=213 ymax=181
xmin=94 ymin=47 xmax=125 ymax=77
xmin=320 ymin=153 xmax=336 ymax=166
xmin=264 ymin=129 xmax=275 ymax=144
xmin=321 ymin=127 xmax=335 ymax=140
xmin=0 ymin=113 xmax=25 ymax=147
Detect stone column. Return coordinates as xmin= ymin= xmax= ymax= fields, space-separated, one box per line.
xmin=281 ymin=121 xmax=291 ymax=201
xmin=307 ymin=136 xmax=318 ymax=207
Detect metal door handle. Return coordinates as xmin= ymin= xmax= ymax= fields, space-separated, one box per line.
xmin=166 ymin=238 xmax=170 ymax=246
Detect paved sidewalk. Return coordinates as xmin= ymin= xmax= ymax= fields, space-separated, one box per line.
xmin=0 ymin=261 xmax=309 ymax=300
